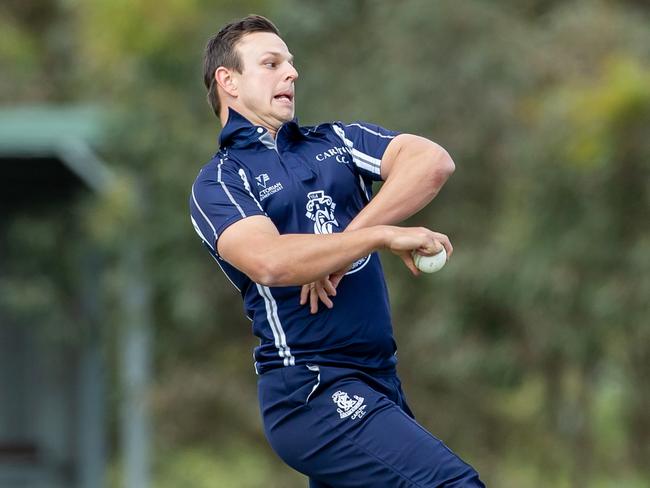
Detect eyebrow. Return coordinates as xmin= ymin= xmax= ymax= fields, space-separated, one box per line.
xmin=260 ymin=51 xmax=294 ymax=63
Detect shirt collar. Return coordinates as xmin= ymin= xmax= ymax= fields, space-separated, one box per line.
xmin=219 ymin=107 xmax=302 ymax=149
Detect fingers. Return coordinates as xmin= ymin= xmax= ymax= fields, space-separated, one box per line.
xmin=391 ymin=227 xmax=452 ymax=274
xmin=317 ymin=285 xmax=334 ymax=309
xmin=415 ymin=231 xmax=453 ymax=259
xmin=303 ymin=279 xmax=337 ymax=314
xmin=418 ymin=239 xmax=442 ymax=255
xmin=300 ymin=284 xmax=309 ymax=305
xmin=309 ymin=284 xmax=318 ymax=314
xmin=322 ymin=278 xmax=337 ymax=296
xmin=388 ymin=226 xmax=445 ymax=255
xmin=399 ymin=250 xmax=420 ymax=276
xmin=330 ymin=273 xmax=344 ymax=288
xmin=433 ymin=232 xmax=453 ymax=258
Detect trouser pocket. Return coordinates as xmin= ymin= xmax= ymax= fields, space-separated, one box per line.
xmin=304 ymin=364 xmax=321 ymax=404
xmin=278 ymin=364 xmax=322 ymax=408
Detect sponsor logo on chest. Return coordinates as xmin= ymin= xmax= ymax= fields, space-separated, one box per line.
xmin=256 ymin=173 xmax=284 ymax=201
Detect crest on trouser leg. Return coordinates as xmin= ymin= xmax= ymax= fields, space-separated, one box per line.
xmin=332 ymin=390 xmax=367 ymax=420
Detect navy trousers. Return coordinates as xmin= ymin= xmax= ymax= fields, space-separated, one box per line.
xmin=258 ymin=364 xmax=485 ymax=487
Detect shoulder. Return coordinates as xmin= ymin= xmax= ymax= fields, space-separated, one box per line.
xmin=300 ymin=121 xmax=373 ymax=131
xmin=305 ymin=121 xmax=398 ymax=140
xmin=338 ymin=121 xmax=398 ymax=137
xmin=193 ymin=150 xmax=244 ymax=185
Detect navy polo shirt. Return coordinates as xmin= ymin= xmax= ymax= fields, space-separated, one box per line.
xmin=190 ymin=108 xmax=401 ymax=374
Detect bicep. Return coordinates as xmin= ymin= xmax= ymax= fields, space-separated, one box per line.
xmin=190 ymin=162 xmax=267 ymax=252
xmin=380 ymin=134 xmax=446 ymax=180
xmin=217 ymin=215 xmax=280 ymax=276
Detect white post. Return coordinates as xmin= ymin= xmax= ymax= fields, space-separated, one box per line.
xmin=120 ymin=238 xmax=152 ymax=488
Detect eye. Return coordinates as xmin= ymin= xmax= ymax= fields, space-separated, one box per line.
xmin=264 ymin=61 xmax=277 ymax=68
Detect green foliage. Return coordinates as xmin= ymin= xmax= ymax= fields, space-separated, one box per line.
xmin=2 ymin=0 xmax=650 ymax=486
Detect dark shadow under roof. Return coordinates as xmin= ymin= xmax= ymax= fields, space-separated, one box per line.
xmin=0 ymin=106 xmax=114 ymax=197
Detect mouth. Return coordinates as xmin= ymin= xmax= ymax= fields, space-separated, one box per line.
xmin=273 ymin=91 xmax=294 ymax=104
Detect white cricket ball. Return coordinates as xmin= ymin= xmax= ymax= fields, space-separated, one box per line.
xmin=413 ymin=248 xmax=447 ymax=273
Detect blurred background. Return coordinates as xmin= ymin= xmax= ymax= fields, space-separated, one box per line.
xmin=1 ymin=0 xmax=649 ymax=487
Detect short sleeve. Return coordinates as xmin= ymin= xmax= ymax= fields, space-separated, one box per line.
xmin=190 ymin=159 xmax=266 ymax=252
xmin=331 ymin=121 xmax=400 ymax=181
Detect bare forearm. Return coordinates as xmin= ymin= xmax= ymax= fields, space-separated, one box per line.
xmin=257 ymin=226 xmax=387 ymax=286
xmin=347 ymin=143 xmax=454 ymax=232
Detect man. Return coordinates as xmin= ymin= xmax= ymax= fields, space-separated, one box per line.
xmin=190 ymin=14 xmax=485 ymax=488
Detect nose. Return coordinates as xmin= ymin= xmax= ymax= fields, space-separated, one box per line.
xmin=285 ymin=62 xmax=299 ymax=81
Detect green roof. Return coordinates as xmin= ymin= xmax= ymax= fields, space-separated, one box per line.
xmin=0 ymin=105 xmax=114 ymax=193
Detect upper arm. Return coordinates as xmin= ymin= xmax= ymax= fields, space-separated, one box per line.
xmin=380 ymin=134 xmax=454 ymax=180
xmin=189 ymin=160 xmax=267 ymax=254
xmin=216 ymin=215 xmax=280 ymax=281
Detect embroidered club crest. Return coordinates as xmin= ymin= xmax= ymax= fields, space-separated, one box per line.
xmin=305 ymin=190 xmax=339 ymax=235
xmin=331 ymin=390 xmax=367 ymax=420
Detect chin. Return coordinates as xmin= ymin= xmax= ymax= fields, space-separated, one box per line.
xmin=265 ymin=104 xmax=295 ymax=126
xmin=277 ymin=111 xmax=295 ymax=123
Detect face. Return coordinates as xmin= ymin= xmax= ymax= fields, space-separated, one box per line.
xmin=226 ymin=32 xmax=299 ymax=133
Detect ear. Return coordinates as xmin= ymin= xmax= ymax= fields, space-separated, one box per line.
xmin=215 ymin=66 xmax=238 ymax=98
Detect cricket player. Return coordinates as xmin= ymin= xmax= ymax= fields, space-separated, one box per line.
xmin=190 ymin=14 xmax=485 ymax=488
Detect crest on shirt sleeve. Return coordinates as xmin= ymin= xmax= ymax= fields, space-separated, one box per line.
xmin=305 ymin=190 xmax=339 ymax=235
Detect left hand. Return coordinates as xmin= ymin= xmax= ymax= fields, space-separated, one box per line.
xmin=299 ymin=265 xmax=350 ymax=314
xmin=300 ymin=277 xmax=336 ymax=314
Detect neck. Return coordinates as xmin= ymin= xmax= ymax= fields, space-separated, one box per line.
xmin=218 ymin=105 xmax=230 ymax=129
xmin=220 ymin=105 xmax=281 ymax=139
